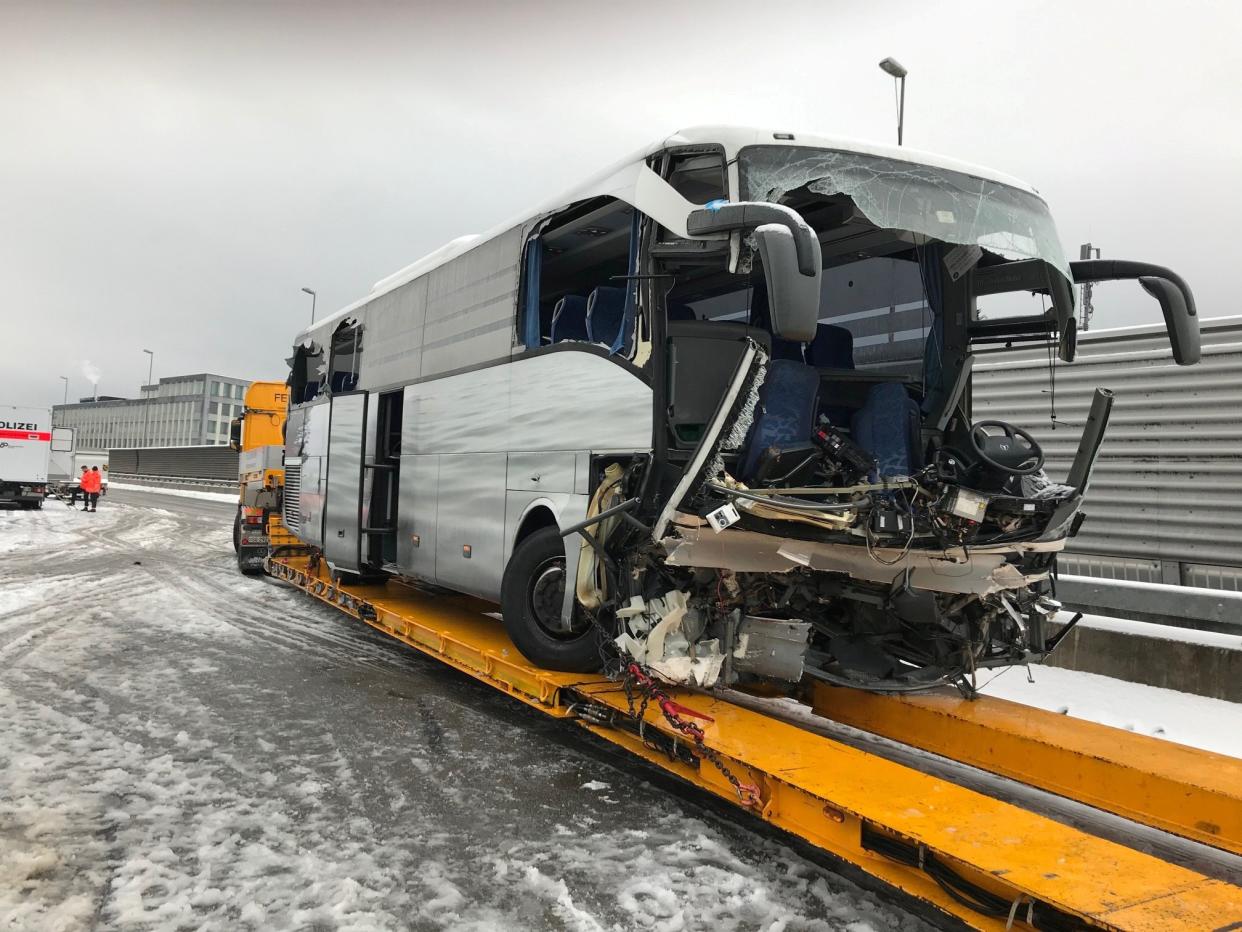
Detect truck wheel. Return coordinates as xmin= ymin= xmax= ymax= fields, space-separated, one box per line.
xmin=238 ymin=555 xmax=265 ymax=576
xmin=501 ymin=526 xmax=604 ymax=673
xmin=232 ymin=509 xmax=241 ymax=552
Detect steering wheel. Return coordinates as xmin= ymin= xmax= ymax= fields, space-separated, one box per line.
xmin=968 ymin=420 xmax=1045 ymax=476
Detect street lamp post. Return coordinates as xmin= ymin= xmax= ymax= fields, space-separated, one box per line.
xmin=302 ymin=287 xmax=317 ymax=325
xmin=142 ymin=349 xmax=154 ymax=447
xmin=878 ymin=57 xmax=908 ymax=146
xmin=59 ymin=375 xmax=68 ymax=405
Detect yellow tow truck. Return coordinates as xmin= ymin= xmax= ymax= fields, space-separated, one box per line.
xmin=229 ymin=381 xmax=295 ymax=574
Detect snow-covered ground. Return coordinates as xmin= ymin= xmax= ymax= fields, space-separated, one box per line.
xmin=108 ymin=481 xmax=238 ymax=504
xmin=0 ymin=496 xmax=933 ymax=932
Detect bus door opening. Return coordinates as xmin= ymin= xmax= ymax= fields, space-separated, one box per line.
xmin=367 ymin=390 xmax=403 ymax=568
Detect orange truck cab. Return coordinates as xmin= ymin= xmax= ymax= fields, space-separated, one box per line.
xmin=230 ymin=381 xmax=291 ymax=574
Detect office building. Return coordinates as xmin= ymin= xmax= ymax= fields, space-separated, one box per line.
xmin=53 ymin=374 xmax=251 ymax=449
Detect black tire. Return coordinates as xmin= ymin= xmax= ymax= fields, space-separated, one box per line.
xmin=232 ymin=508 xmax=241 ymax=552
xmin=501 ymin=526 xmax=604 ymax=673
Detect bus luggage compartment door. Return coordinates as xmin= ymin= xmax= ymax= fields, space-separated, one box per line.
xmin=323 ymin=391 xmax=368 ymax=574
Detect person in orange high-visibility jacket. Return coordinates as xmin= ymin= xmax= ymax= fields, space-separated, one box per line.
xmin=69 ymin=465 xmax=89 ymax=507
xmin=80 ymin=466 xmax=102 ymax=512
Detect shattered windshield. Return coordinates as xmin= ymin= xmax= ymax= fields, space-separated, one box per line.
xmin=739 ymin=146 xmax=1071 ymax=283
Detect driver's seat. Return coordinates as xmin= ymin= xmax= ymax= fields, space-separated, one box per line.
xmin=852 ymin=383 xmax=922 ymax=479
xmin=738 ymin=359 xmax=821 ymax=483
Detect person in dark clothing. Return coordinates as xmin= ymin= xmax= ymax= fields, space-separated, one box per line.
xmin=80 ymin=466 xmax=102 ymax=512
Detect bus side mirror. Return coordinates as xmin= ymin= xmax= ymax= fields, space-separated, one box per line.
xmin=1071 ymin=259 xmax=1200 ymax=366
xmin=686 ymin=201 xmax=823 ymax=343
xmin=753 ymin=224 xmax=821 ymax=342
xmin=1139 ymin=276 xmax=1200 ymax=365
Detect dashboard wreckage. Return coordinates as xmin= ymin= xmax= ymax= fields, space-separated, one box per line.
xmin=282 ymin=128 xmax=1199 ymax=696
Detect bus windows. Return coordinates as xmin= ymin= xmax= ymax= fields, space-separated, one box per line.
xmin=818 ymin=257 xmax=931 ymax=377
xmin=289 ymin=344 xmax=325 ymax=403
xmin=327 ymin=321 xmax=362 ymax=393
xmin=665 ymin=149 xmax=727 ymax=204
xmin=651 ymin=148 xmax=729 ymax=258
xmin=524 ymin=198 xmax=635 ymax=352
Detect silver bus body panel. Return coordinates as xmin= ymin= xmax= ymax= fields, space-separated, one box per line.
xmin=401 ymin=351 xmax=651 ymax=455
xmin=287 ymin=401 xmax=330 ymax=549
xmin=433 ymin=452 xmax=508 ymax=598
xmin=396 ymin=453 xmax=439 ymax=579
xmin=323 ymin=392 xmax=368 ymax=573
xmin=281 ymin=406 xmax=307 ymax=536
xmin=506 ymin=451 xmax=577 ymax=496
xmin=356 ymin=276 xmax=429 ymax=389
xmin=381 ymin=351 xmax=652 ymax=601
xmin=419 ymin=228 xmax=521 ymax=380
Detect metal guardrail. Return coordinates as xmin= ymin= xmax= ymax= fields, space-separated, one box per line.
xmin=109 ymin=445 xmax=238 ymax=481
xmin=975 ymin=316 xmax=1242 ymax=593
xmin=1056 ymin=575 xmax=1242 ymax=634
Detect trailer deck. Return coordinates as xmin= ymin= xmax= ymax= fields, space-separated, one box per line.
xmin=267 ymin=554 xmax=1242 ymax=930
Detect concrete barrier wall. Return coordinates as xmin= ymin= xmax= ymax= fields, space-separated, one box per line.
xmin=1047 ymin=618 xmax=1242 ymax=702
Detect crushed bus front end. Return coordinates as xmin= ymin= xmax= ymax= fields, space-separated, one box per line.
xmin=602 ymin=347 xmax=1113 ymax=695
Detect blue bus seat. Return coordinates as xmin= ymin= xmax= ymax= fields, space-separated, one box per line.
xmin=851 ymin=382 xmax=922 ymax=479
xmin=550 ymin=295 xmax=589 ymax=343
xmin=586 ymin=286 xmax=627 ymax=350
xmin=739 ymin=360 xmax=821 ymax=482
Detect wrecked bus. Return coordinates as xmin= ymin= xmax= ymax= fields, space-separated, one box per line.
xmin=282 ymin=126 xmax=1198 ymax=694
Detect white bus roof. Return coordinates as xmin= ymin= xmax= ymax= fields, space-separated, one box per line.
xmin=297 ymin=125 xmax=1040 ymax=344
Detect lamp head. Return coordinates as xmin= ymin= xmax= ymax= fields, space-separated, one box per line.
xmin=879 ymin=57 xmax=907 ymax=79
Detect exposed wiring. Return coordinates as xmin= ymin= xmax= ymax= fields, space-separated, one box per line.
xmin=705 ymin=482 xmax=864 ymax=512
xmin=864 ymin=501 xmax=917 ymax=566
xmin=724 ymin=479 xmax=917 ymax=496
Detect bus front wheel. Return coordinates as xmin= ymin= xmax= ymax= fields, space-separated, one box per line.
xmin=501 ymin=526 xmax=603 ymax=673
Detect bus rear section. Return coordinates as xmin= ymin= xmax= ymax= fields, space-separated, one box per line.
xmin=0 ymin=406 xmax=73 ymax=509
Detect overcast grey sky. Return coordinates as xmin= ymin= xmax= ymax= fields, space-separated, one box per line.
xmin=2 ymin=0 xmax=1239 ymax=407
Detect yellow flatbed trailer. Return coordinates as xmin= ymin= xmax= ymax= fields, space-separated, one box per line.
xmin=809 ymin=684 xmax=1242 ymax=858
xmin=267 ymin=554 xmax=1242 ymax=931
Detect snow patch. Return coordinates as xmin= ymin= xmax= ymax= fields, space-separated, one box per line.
xmin=978 ymin=664 xmax=1242 ymax=757
xmin=110 ymin=482 xmax=237 ymax=504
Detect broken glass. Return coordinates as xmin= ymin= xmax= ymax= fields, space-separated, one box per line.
xmin=738 ymin=146 xmax=1070 ymax=283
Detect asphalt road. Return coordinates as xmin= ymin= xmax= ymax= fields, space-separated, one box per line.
xmin=0 ymin=487 xmax=933 ymax=932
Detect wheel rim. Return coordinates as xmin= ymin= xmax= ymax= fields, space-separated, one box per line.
xmin=527 ymin=556 xmax=588 ymax=639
